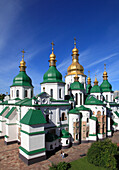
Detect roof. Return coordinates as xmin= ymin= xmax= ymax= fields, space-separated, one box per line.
xmin=115 ymin=96 xmax=118 ymax=99
xmin=41 ymin=66 xmax=64 ymax=84
xmin=113 ymin=121 xmax=118 ymax=126
xmin=90 ymin=116 xmax=97 ymax=121
xmin=11 ymin=71 xmax=33 ymax=87
xmin=85 ymin=96 xmax=105 ymax=105
xmin=68 ymin=108 xmax=82 ymax=114
xmin=77 ymin=105 xmax=91 ymax=111
xmin=90 ymin=85 xmax=102 ymax=93
xmin=5 ymin=107 xmax=16 ymax=118
xmin=20 ymin=109 xmax=47 ymax=125
xmin=61 ymin=129 xmax=71 ymax=138
xmin=0 ymin=107 xmax=9 ymax=116
xmin=100 ymin=80 xmax=112 ymax=92
xmin=70 ymin=81 xmax=84 ymax=90
xmin=15 ymin=98 xmax=32 ymax=106
xmin=114 ymin=111 xmax=119 ymax=117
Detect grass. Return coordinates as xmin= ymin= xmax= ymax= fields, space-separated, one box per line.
xmin=69 ymin=156 xmax=106 ymax=170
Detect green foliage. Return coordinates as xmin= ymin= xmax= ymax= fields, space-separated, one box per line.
xmin=87 ymin=139 xmax=118 ymax=169
xmin=49 ymin=162 xmax=71 ymax=170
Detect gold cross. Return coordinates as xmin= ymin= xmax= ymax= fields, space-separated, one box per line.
xmin=74 ymin=37 xmax=76 ymax=47
xmin=104 ymin=64 xmax=106 ymax=71
xmin=21 ymin=49 xmax=25 ymax=59
xmin=51 ymin=41 xmax=54 ymax=52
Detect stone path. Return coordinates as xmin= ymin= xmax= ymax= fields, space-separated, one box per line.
xmin=0 ymin=131 xmax=119 ymax=170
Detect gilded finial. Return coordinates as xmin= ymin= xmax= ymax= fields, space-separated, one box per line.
xmin=103 ymin=63 xmax=108 ymax=80
xmin=19 ymin=49 xmax=26 ymax=72
xmin=51 ymin=41 xmax=54 ymax=53
xmin=74 ymin=37 xmax=76 ymax=48
xmin=21 ymin=49 xmax=25 ymax=60
xmin=87 ymin=71 xmax=91 ymax=85
xmin=94 ymin=73 xmax=98 ymax=85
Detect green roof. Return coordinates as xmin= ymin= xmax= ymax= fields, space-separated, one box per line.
xmin=41 ymin=66 xmax=64 ymax=84
xmin=100 ymin=80 xmax=112 ymax=92
xmin=77 ymin=105 xmax=91 ymax=111
xmin=61 ymin=129 xmax=71 ymax=138
xmin=15 ymin=98 xmax=32 ymax=106
xmin=37 ymin=92 xmax=46 ymax=97
xmin=68 ymin=108 xmax=81 ymax=114
xmin=90 ymin=85 xmax=102 ymax=93
xmin=109 ymin=102 xmax=119 ymax=106
xmin=11 ymin=71 xmax=33 ymax=87
xmin=86 ymin=84 xmax=92 ymax=94
xmin=20 ymin=109 xmax=47 ymax=125
xmin=45 ymin=133 xmax=59 ymax=142
xmin=0 ymin=107 xmax=9 ymax=116
xmin=114 ymin=111 xmax=119 ymax=117
xmin=115 ymin=96 xmax=118 ymax=99
xmin=5 ymin=107 xmax=16 ymax=118
xmin=106 ymin=107 xmax=112 ymax=111
xmin=90 ymin=116 xmax=97 ymax=121
xmin=85 ymin=96 xmax=105 ymax=105
xmin=70 ymin=81 xmax=84 ymax=90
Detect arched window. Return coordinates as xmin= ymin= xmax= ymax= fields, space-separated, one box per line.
xmin=31 ymin=90 xmax=33 ymax=98
xmin=43 ymin=87 xmax=45 ymax=92
xmin=59 ymin=89 xmax=61 ymax=98
xmin=106 ymin=95 xmax=108 ymax=101
xmin=67 ymin=84 xmax=69 ymax=95
xmin=75 ymin=93 xmax=78 ymax=105
xmin=80 ymin=93 xmax=82 ymax=105
xmin=76 ymin=134 xmax=78 ymax=140
xmin=61 ymin=112 xmax=65 ymax=121
xmin=97 ymin=96 xmax=99 ymax=100
xmin=50 ymin=89 xmax=53 ymax=98
xmin=16 ymin=90 xmax=19 ymax=98
xmin=25 ymin=90 xmax=27 ymax=98
xmin=87 ymin=118 xmax=89 ymax=123
xmin=50 ymin=145 xmax=53 ymax=149
xmin=98 ymin=124 xmax=100 ymax=133
xmin=66 ymin=140 xmax=68 ymax=144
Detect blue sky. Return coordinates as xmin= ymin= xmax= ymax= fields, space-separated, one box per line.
xmin=0 ymin=0 xmax=119 ymax=95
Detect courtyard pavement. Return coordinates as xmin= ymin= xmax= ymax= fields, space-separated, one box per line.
xmin=0 ymin=131 xmax=119 ymax=170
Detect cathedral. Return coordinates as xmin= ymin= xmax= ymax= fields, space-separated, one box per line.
xmin=0 ymin=39 xmax=119 ymax=165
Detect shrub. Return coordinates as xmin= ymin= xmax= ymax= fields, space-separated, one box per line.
xmin=87 ymin=139 xmax=118 ymax=169
xmin=49 ymin=161 xmax=71 ymax=170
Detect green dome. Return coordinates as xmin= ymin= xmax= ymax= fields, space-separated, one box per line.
xmin=70 ymin=81 xmax=84 ymax=90
xmin=100 ymin=80 xmax=112 ymax=92
xmin=61 ymin=129 xmax=71 ymax=138
xmin=41 ymin=66 xmax=64 ymax=84
xmin=11 ymin=71 xmax=33 ymax=87
xmin=90 ymin=85 xmax=101 ymax=93
xmin=86 ymin=84 xmax=92 ymax=94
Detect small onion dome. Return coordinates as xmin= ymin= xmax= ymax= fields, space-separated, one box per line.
xmin=11 ymin=71 xmax=33 ymax=87
xmin=90 ymin=85 xmax=102 ymax=93
xmin=72 ymin=46 xmax=79 ymax=55
xmin=61 ymin=129 xmax=71 ymax=138
xmin=70 ymin=81 xmax=84 ymax=90
xmin=100 ymin=80 xmax=112 ymax=92
xmin=41 ymin=66 xmax=64 ymax=84
xmin=87 ymin=77 xmax=91 ymax=85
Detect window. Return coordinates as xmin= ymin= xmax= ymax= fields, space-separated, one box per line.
xmin=50 ymin=145 xmax=53 ymax=149
xmin=66 ymin=140 xmax=68 ymax=144
xmin=46 ymin=115 xmax=49 ymax=123
xmin=106 ymin=95 xmax=108 ymax=101
xmin=87 ymin=118 xmax=89 ymax=123
xmin=76 ymin=134 xmax=78 ymax=140
xmin=67 ymin=84 xmax=69 ymax=95
xmin=50 ymin=89 xmax=53 ymax=98
xmin=61 ymin=112 xmax=65 ymax=121
xmin=25 ymin=90 xmax=27 ymax=98
xmin=31 ymin=90 xmax=33 ymax=98
xmin=59 ymin=89 xmax=61 ymax=98
xmin=12 ymin=90 xmax=13 ymax=97
xmin=43 ymin=87 xmax=45 ymax=92
xmin=75 ymin=93 xmax=78 ymax=105
xmin=16 ymin=90 xmax=19 ymax=98
xmin=97 ymin=96 xmax=99 ymax=100
xmin=80 ymin=93 xmax=82 ymax=105
xmin=98 ymin=124 xmax=100 ymax=133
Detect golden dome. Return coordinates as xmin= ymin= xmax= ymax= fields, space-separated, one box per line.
xmin=67 ymin=38 xmax=85 ymax=76
xmin=19 ymin=50 xmax=26 ymax=72
xmin=103 ymin=64 xmax=108 ymax=80
xmin=94 ymin=76 xmax=98 ymax=86
xmin=49 ymin=41 xmax=57 ymax=67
